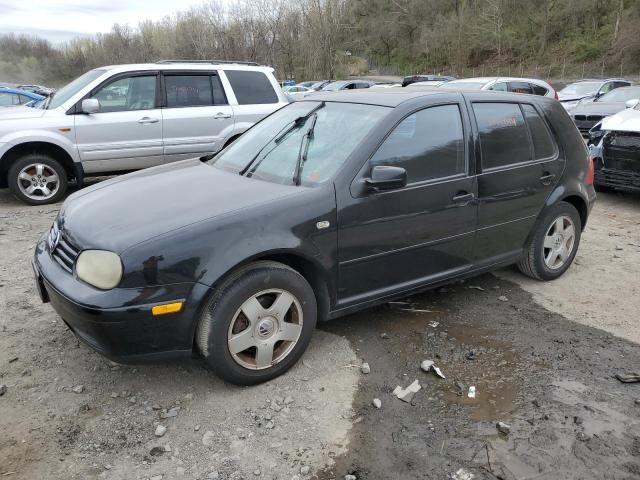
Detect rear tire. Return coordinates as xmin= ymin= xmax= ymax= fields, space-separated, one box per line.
xmin=8 ymin=153 xmax=68 ymax=205
xmin=518 ymin=201 xmax=582 ymax=281
xmin=196 ymin=261 xmax=317 ymax=385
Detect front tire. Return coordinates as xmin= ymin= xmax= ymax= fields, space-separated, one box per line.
xmin=8 ymin=154 xmax=68 ymax=205
xmin=518 ymin=201 xmax=582 ymax=281
xmin=196 ymin=261 xmax=317 ymax=385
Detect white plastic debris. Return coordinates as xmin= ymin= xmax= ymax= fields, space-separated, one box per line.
xmin=393 ymin=379 xmax=421 ymax=403
xmin=420 ymin=359 xmax=446 ymax=378
xmin=372 ymin=398 xmax=382 ymax=409
xmin=433 ymin=366 xmax=446 ymax=379
xmin=452 ymin=468 xmax=474 ymax=480
xmin=360 ymin=362 xmax=371 ymax=374
xmin=428 ymin=320 xmax=440 ymax=328
xmin=468 ymin=386 xmax=476 ymax=399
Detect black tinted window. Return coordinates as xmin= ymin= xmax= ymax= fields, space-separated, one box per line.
xmin=371 ymin=104 xmax=466 ymax=184
xmin=531 ymin=84 xmax=548 ymax=96
xmin=522 ymin=104 xmax=556 ymax=159
xmin=473 ymin=102 xmax=530 ymax=170
xmin=165 ymin=75 xmax=212 ymax=107
xmin=211 ymin=74 xmax=227 ymax=105
xmin=226 ymin=70 xmax=278 ymax=105
xmin=508 ymin=82 xmax=533 ymax=94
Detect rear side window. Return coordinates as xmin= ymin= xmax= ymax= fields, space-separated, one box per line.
xmin=165 ymin=75 xmax=212 ymax=107
xmin=531 ymin=84 xmax=549 ymax=96
xmin=473 ymin=102 xmax=530 ymax=170
xmin=508 ymin=82 xmax=533 ymax=94
xmin=371 ymin=104 xmax=466 ymax=184
xmin=226 ymin=70 xmax=278 ymax=105
xmin=521 ymin=104 xmax=556 ymax=159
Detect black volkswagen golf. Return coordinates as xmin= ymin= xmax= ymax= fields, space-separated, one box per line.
xmin=33 ymin=89 xmax=596 ymax=385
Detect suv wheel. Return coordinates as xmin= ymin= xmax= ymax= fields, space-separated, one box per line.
xmin=196 ymin=261 xmax=317 ymax=385
xmin=518 ymin=201 xmax=582 ymax=281
xmin=8 ymin=154 xmax=68 ymax=205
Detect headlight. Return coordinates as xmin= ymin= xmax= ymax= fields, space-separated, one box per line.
xmin=76 ymin=250 xmax=123 ymax=290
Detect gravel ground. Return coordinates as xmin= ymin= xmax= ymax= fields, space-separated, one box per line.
xmin=1 ymin=186 xmax=639 ymax=480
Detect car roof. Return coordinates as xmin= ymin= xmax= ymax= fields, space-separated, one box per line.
xmin=98 ymin=63 xmax=275 ymax=74
xmin=304 ymin=88 xmax=546 ymax=107
xmin=448 ymin=76 xmax=549 ymax=84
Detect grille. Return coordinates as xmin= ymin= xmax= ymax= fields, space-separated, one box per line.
xmin=51 ymin=228 xmax=80 ymax=273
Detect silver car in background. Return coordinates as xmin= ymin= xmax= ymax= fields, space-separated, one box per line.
xmin=439 ymin=77 xmax=558 ymax=99
xmin=0 ymin=60 xmax=289 ymax=205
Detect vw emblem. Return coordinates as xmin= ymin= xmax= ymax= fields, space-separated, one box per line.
xmin=48 ymin=224 xmax=60 ymax=251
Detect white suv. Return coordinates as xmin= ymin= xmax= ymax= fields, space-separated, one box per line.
xmin=0 ymin=61 xmax=289 ymax=204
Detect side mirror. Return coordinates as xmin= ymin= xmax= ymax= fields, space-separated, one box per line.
xmin=81 ymin=98 xmax=100 ymax=114
xmin=625 ymin=98 xmax=640 ymax=109
xmin=366 ymin=165 xmax=407 ymax=191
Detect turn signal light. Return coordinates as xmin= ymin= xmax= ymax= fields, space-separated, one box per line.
xmin=152 ymin=302 xmax=184 ymax=316
xmin=585 ymin=157 xmax=595 ymax=185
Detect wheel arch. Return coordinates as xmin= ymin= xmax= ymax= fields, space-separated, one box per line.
xmin=207 ymin=250 xmax=333 ymax=324
xmin=560 ymin=194 xmax=588 ymax=231
xmin=0 ymin=141 xmax=77 ymax=188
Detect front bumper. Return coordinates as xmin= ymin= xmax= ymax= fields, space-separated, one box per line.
xmin=33 ymin=236 xmax=212 ymax=363
xmin=594 ymin=168 xmax=640 ymax=192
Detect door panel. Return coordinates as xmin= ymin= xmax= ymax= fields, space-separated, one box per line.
xmin=162 ymin=73 xmax=234 ymax=161
xmin=337 ymin=102 xmax=477 ymax=305
xmin=74 ymin=74 xmax=163 ymax=173
xmin=470 ymin=101 xmax=564 ymax=262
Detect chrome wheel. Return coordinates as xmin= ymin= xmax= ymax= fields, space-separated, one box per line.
xmin=16 ymin=163 xmax=60 ymax=201
xmin=227 ymin=289 xmax=303 ymax=370
xmin=543 ymin=215 xmax=576 ymax=270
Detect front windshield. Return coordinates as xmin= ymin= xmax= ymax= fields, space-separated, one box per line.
xmin=47 ymin=69 xmax=106 ymax=109
xmin=439 ymin=81 xmax=486 ymax=90
xmin=597 ymin=87 xmax=640 ymax=102
xmin=212 ymin=101 xmax=389 ymax=185
xmin=560 ymin=82 xmax=600 ymax=96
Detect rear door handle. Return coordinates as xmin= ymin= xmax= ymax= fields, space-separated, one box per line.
xmin=452 ymin=192 xmax=475 ymax=204
xmin=213 ymin=112 xmax=232 ymax=120
xmin=138 ymin=117 xmax=159 ymax=124
xmin=540 ymin=172 xmax=556 ymax=185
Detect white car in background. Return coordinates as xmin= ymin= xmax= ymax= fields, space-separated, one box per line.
xmin=283 ymin=85 xmax=314 ymax=99
xmin=439 ymin=77 xmax=558 ymax=99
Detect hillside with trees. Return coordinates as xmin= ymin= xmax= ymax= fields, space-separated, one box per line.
xmin=1 ymin=0 xmax=639 ymax=86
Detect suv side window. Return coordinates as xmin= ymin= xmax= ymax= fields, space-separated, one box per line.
xmin=473 ymin=102 xmax=530 ymax=170
xmin=225 ymin=70 xmax=278 ymax=105
xmin=92 ymin=75 xmax=157 ymax=112
xmin=614 ymin=81 xmax=630 ymax=89
xmin=490 ymin=82 xmax=508 ymax=92
xmin=371 ymin=104 xmax=466 ymax=184
xmin=165 ymin=75 xmax=212 ymax=107
xmin=521 ymin=104 xmax=556 ymax=159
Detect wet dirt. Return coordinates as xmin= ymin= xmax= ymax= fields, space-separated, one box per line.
xmin=317 ymin=275 xmax=640 ymax=480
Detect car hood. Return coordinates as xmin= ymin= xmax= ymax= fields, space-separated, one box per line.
xmin=0 ymin=105 xmax=44 ymax=119
xmin=600 ymin=108 xmax=640 ymax=133
xmin=571 ymin=102 xmax=626 ymax=116
xmin=559 ymin=93 xmax=592 ymax=102
xmin=59 ymin=159 xmax=302 ymax=253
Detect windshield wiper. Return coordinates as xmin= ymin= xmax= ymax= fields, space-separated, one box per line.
xmin=293 ymin=112 xmax=318 ymax=186
xmin=241 ymin=101 xmax=325 ymax=178
xmin=43 ymin=92 xmax=55 ymax=109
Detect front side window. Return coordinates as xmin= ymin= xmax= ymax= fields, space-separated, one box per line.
xmin=91 ymin=75 xmax=157 ymax=112
xmin=0 ymin=93 xmax=17 ymax=106
xmin=490 ymin=82 xmax=508 ymax=92
xmin=473 ymin=102 xmax=531 ymax=170
xmin=48 ymin=69 xmax=106 ymax=110
xmin=370 ymin=104 xmax=466 ymax=184
xmin=165 ymin=75 xmax=213 ymax=108
xmin=212 ymin=101 xmax=388 ymax=185
xmin=226 ymin=70 xmax=278 ymax=105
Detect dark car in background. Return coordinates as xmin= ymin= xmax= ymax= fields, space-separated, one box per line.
xmin=33 ymin=89 xmax=595 ymax=385
xmin=310 ymin=80 xmax=333 ymax=91
xmin=570 ymin=86 xmax=640 ymax=136
xmin=402 ymin=74 xmax=455 ymax=87
xmin=558 ymin=79 xmax=631 ymax=111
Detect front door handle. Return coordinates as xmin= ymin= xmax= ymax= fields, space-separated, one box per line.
xmin=213 ymin=112 xmax=232 ymax=120
xmin=452 ymin=192 xmax=475 ymax=204
xmin=138 ymin=117 xmax=159 ymax=124
xmin=540 ymin=172 xmax=556 ymax=185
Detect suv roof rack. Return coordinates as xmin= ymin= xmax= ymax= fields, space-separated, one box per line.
xmin=156 ymin=59 xmax=260 ymax=66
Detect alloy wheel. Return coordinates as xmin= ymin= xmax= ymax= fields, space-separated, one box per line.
xmin=543 ymin=215 xmax=576 ymax=270
xmin=227 ymin=289 xmax=303 ymax=370
xmin=16 ymin=163 xmax=60 ymax=201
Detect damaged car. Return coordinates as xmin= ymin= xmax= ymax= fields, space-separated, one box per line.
xmin=589 ymin=98 xmax=640 ymax=192
xmin=570 ymin=86 xmax=640 ymax=136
